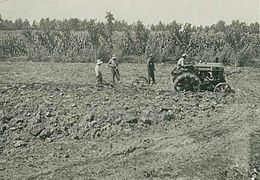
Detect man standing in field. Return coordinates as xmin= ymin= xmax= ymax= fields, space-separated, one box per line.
xmin=95 ymin=59 xmax=103 ymax=85
xmin=177 ymin=54 xmax=187 ymax=69
xmin=215 ymin=57 xmax=219 ymax=63
xmin=108 ymin=55 xmax=120 ymax=84
xmin=147 ymin=54 xmax=156 ymax=85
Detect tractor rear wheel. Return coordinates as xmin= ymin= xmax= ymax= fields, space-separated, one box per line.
xmin=214 ymin=83 xmax=231 ymax=93
xmin=173 ymin=73 xmax=201 ymax=92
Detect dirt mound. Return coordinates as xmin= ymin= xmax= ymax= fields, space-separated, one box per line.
xmin=131 ymin=76 xmax=149 ymax=87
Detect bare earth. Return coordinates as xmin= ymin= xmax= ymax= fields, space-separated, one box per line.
xmin=0 ymin=61 xmax=259 ymax=179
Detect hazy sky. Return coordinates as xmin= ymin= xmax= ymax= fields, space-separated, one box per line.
xmin=0 ymin=0 xmax=259 ymax=25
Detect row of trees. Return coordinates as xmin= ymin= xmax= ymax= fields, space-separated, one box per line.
xmin=0 ymin=13 xmax=131 ymax=32
xmin=0 ymin=13 xmax=259 ymax=66
xmin=1 ymin=13 xmax=259 ymax=34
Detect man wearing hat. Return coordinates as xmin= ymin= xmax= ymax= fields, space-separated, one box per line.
xmin=147 ymin=53 xmax=156 ymax=85
xmin=177 ymin=54 xmax=187 ymax=69
xmin=108 ymin=55 xmax=120 ymax=83
xmin=95 ymin=59 xmax=103 ymax=84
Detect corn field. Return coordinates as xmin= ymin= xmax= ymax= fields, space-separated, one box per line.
xmin=0 ymin=18 xmax=259 ymax=66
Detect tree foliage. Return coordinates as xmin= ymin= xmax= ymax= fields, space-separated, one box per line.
xmin=0 ymin=13 xmax=259 ymax=66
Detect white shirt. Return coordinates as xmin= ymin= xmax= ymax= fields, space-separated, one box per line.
xmin=95 ymin=65 xmax=101 ymax=76
xmin=108 ymin=59 xmax=119 ymax=68
xmin=177 ymin=58 xmax=184 ymax=67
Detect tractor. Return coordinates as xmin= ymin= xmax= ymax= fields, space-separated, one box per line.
xmin=171 ymin=63 xmax=232 ymax=92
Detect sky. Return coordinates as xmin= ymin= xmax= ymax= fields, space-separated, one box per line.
xmin=0 ymin=0 xmax=259 ymax=25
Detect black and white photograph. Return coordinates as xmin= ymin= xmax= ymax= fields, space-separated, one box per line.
xmin=0 ymin=0 xmax=259 ymax=179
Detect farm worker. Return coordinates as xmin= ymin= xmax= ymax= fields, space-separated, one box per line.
xmin=108 ymin=55 xmax=120 ymax=83
xmin=95 ymin=59 xmax=103 ymax=84
xmin=215 ymin=57 xmax=219 ymax=63
xmin=147 ymin=53 xmax=156 ymax=85
xmin=177 ymin=54 xmax=187 ymax=69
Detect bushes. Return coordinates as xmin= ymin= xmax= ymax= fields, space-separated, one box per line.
xmin=96 ymin=43 xmax=111 ymax=62
xmin=236 ymin=45 xmax=256 ymax=67
xmin=218 ymin=44 xmax=236 ymax=65
xmin=120 ymin=55 xmax=144 ymax=63
xmin=0 ymin=28 xmax=259 ymax=66
xmin=145 ymin=33 xmax=171 ymax=63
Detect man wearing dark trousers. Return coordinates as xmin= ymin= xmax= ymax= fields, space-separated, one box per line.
xmin=108 ymin=55 xmax=120 ymax=84
xmin=147 ymin=54 xmax=156 ymax=85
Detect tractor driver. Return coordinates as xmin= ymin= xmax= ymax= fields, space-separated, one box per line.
xmin=177 ymin=54 xmax=187 ymax=69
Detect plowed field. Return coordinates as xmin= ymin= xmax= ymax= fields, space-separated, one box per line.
xmin=0 ymin=62 xmax=259 ymax=179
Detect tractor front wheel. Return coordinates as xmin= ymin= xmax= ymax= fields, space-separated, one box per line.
xmin=214 ymin=83 xmax=231 ymax=93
